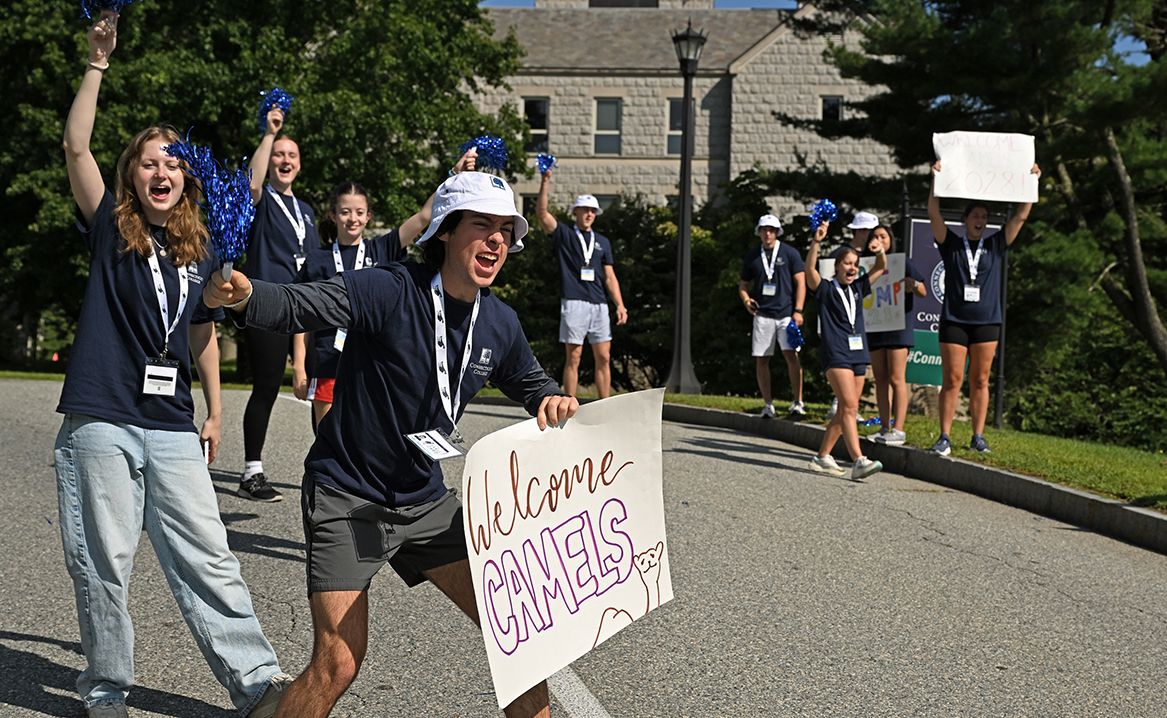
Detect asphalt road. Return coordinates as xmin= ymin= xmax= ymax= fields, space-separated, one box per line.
xmin=2 ymin=378 xmax=1166 ymax=718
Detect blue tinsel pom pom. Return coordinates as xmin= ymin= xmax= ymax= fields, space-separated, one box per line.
xmin=536 ymin=153 xmax=557 ymax=174
xmin=164 ymin=133 xmax=254 ymax=264
xmin=258 ymin=87 xmax=294 ymax=135
xmin=80 ymin=0 xmax=140 ymax=19
xmin=459 ymin=136 xmax=508 ymax=172
xmin=808 ymin=199 xmax=838 ymax=228
xmin=785 ymin=321 xmax=805 ymax=352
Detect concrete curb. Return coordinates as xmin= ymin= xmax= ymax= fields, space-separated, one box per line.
xmin=472 ymin=395 xmax=1167 ymax=556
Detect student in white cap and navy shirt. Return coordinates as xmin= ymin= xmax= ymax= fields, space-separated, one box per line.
xmin=204 ymin=171 xmax=577 ymax=718
xmin=739 ymin=214 xmax=806 ymax=417
xmin=536 ymin=169 xmax=628 ymax=399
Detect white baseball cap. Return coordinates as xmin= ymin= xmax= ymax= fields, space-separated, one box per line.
xmin=571 ymin=194 xmax=604 ymax=215
xmin=417 ymin=172 xmax=528 ymax=252
xmin=755 ymin=214 xmax=784 ymax=237
xmin=846 ymin=212 xmax=879 ymax=230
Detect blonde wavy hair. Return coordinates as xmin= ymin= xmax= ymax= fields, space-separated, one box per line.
xmin=113 ymin=125 xmax=209 ymax=266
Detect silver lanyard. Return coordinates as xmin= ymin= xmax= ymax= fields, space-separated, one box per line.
xmin=963 ymin=236 xmax=985 ymax=285
xmin=430 ymin=273 xmax=480 ymax=442
xmin=332 ymin=240 xmax=366 ymax=274
xmin=574 ymin=227 xmax=596 ymax=267
xmin=760 ymin=243 xmax=781 ymax=282
xmin=265 ymin=184 xmax=305 ymax=253
xmin=833 ymin=279 xmax=857 ymax=334
xmin=146 ymin=246 xmax=189 ymax=359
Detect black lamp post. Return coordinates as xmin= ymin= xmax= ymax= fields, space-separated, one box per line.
xmin=664 ymin=20 xmax=706 ymax=395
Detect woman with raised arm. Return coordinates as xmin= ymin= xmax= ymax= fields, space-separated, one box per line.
xmin=805 ymin=221 xmax=887 ymax=482
xmin=927 ymin=160 xmax=1041 ymax=456
xmin=57 ymin=11 xmax=288 ymax=718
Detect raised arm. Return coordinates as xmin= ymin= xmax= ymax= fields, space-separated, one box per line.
xmin=928 ymin=160 xmax=948 ymax=245
xmin=248 ymin=108 xmax=283 ymax=204
xmin=536 ymin=168 xmax=557 ymax=235
xmin=1003 ymin=163 xmax=1042 ymax=245
xmin=866 ymin=246 xmax=887 ymax=284
xmin=804 ymin=222 xmax=828 ymax=292
xmin=398 ymin=148 xmax=478 ymax=246
xmin=64 ymin=11 xmax=119 ymax=226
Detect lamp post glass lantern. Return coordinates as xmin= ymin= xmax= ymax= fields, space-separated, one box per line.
xmin=664 ymin=21 xmax=707 ymax=395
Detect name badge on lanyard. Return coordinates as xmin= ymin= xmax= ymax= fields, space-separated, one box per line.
xmin=848 ymin=335 xmax=864 ymax=351
xmin=964 ymin=285 xmax=981 ymax=302
xmin=142 ymin=248 xmax=188 ymax=397
xmin=575 ymin=227 xmax=597 ymax=283
xmin=833 ymin=279 xmax=862 ymax=352
xmin=762 ymin=284 xmax=777 ymax=297
xmin=963 ymin=236 xmax=984 ymax=304
xmin=143 ymin=358 xmax=179 ymax=396
xmin=333 ymin=328 xmax=347 ymax=351
xmin=760 ymin=243 xmax=781 ymax=299
xmin=331 ymin=241 xmax=366 ymax=351
xmin=580 ymin=267 xmax=596 ymax=282
xmin=267 ymin=184 xmax=307 ymax=270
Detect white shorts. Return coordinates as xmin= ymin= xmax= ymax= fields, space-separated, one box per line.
xmin=560 ymin=298 xmax=612 ymax=345
xmin=752 ymin=315 xmax=796 ymax=356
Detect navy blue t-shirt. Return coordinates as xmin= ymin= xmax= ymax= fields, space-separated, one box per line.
xmin=304 ymin=262 xmax=542 ymax=507
xmin=867 ymin=257 xmax=926 ymax=349
xmin=551 ymin=220 xmax=614 ymax=304
xmin=813 ymin=275 xmax=873 ymax=370
xmin=294 ymin=230 xmax=404 ymax=379
xmin=740 ymin=242 xmax=805 ymax=319
xmin=938 ymin=228 xmax=1007 ymax=325
xmin=243 ymin=188 xmax=318 ymax=284
xmin=57 ymin=191 xmax=224 ymax=432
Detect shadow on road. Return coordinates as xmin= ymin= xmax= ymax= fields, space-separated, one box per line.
xmin=223 ymin=524 xmax=305 ymax=563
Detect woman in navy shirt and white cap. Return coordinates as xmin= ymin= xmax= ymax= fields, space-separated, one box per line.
xmin=57 ymin=11 xmax=288 ymax=718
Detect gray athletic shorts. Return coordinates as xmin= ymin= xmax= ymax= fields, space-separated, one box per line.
xmin=752 ymin=315 xmax=796 ymax=356
xmin=301 ymin=474 xmax=469 ymax=594
xmin=560 ymin=298 xmax=611 ymax=344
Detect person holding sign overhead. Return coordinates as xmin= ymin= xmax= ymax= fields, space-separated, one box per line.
xmin=927 ymin=159 xmax=1041 ymax=455
xmin=739 ymin=214 xmax=806 ymax=417
xmin=203 ymin=171 xmax=577 ymax=718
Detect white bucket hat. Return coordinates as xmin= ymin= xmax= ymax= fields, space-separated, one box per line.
xmin=570 ymin=194 xmax=604 ymax=215
xmin=846 ymin=211 xmax=879 ymax=230
xmin=417 ymin=172 xmax=528 ymax=252
xmin=755 ymin=214 xmax=784 ymax=237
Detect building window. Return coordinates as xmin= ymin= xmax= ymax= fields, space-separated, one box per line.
xmin=667 ymin=99 xmax=683 ymax=156
xmin=594 ymin=99 xmax=622 ymax=155
xmin=523 ymin=98 xmax=549 ymax=154
xmin=821 ymin=95 xmax=843 ymax=122
xmin=595 ymin=195 xmax=619 ymax=212
xmin=521 ymin=194 xmax=539 ymax=217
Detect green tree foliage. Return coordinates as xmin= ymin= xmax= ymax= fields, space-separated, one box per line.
xmin=0 ymin=0 xmax=527 ymax=361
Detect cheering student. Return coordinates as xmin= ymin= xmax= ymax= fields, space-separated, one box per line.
xmin=824 ymin=211 xmax=880 ymax=420
xmin=236 ymin=103 xmax=319 ymax=502
xmin=57 ymin=11 xmax=289 ymax=718
xmin=927 ymin=160 xmax=1041 ymax=455
xmin=291 ymin=151 xmax=478 ymax=425
xmin=805 ymin=222 xmax=887 ymax=481
xmin=865 ymin=225 xmax=927 ymax=446
xmin=203 ymin=172 xmax=576 ymax=718
xmin=738 ymin=214 xmax=806 ymax=418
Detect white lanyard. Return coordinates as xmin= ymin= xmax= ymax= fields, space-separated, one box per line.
xmin=332 ymin=240 xmax=367 ymax=274
xmin=833 ymin=279 xmax=857 ymax=334
xmin=430 ymin=273 xmax=481 ymax=442
xmin=147 ymin=245 xmax=189 ymax=358
xmin=266 ymin=184 xmax=306 ymax=253
xmin=760 ymin=243 xmax=780 ymax=282
xmin=963 ymin=236 xmax=985 ymax=285
xmin=574 ymin=227 xmax=596 ymax=267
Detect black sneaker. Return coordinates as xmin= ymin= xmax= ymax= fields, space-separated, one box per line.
xmin=970 ymin=434 xmax=992 ymax=454
xmin=238 ymin=473 xmax=282 ymax=502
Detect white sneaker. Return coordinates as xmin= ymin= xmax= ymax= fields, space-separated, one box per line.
xmin=873 ymin=429 xmax=906 ymax=446
xmin=809 ymin=454 xmax=846 ymax=476
xmin=760 ymin=404 xmax=777 ymax=419
xmin=826 ymin=397 xmax=838 ymax=419
xmin=787 ymin=400 xmax=806 ymax=416
xmin=850 ymin=456 xmax=883 ymax=481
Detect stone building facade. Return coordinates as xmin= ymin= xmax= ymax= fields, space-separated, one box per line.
xmin=476 ymin=0 xmax=897 ymax=220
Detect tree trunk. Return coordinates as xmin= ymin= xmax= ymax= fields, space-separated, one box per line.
xmin=1102 ymin=125 xmax=1167 ymax=374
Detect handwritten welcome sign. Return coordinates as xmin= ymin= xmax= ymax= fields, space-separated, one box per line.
xmin=461 ymin=389 xmax=671 ymax=708
xmin=933 ymin=131 xmax=1038 ymax=203
xmin=817 ymin=254 xmax=906 ymax=333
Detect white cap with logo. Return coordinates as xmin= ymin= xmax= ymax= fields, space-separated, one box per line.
xmin=571 ymin=195 xmax=604 ymax=215
xmin=846 ymin=212 xmax=879 ymax=230
xmin=755 ymin=214 xmax=784 ymax=237
xmin=417 ymin=172 xmax=528 ymax=252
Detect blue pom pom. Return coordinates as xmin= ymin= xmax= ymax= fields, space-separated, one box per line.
xmin=258 ymin=87 xmax=294 ymax=135
xmin=785 ymin=321 xmax=805 ymax=352
xmin=80 ymin=0 xmax=140 ymax=19
xmin=808 ymin=199 xmax=838 ymax=229
xmin=536 ymin=153 xmax=557 ymax=174
xmin=164 ymin=133 xmax=254 ymax=266
xmin=459 ymin=136 xmax=508 ymax=172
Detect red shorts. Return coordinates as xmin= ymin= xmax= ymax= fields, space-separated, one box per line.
xmin=308 ymin=378 xmax=335 ymax=403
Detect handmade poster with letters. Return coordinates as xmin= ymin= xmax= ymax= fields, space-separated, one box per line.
xmin=461 ymin=389 xmax=671 ymax=708
xmin=817 ymin=254 xmax=906 ymax=333
xmin=932 ymin=131 xmax=1038 ymax=203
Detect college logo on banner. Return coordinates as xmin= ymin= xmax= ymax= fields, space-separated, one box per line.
xmin=931 ymin=262 xmax=946 ymax=304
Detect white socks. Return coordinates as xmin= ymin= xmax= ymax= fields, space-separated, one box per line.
xmin=243 ymin=461 xmax=264 ymax=481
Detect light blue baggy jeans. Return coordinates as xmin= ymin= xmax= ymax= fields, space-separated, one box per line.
xmin=54 ymin=414 xmax=283 ymax=713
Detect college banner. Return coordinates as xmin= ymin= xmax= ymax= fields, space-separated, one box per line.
xmin=461 ymin=389 xmax=671 ymax=708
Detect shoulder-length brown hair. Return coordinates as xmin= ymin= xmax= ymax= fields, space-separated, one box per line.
xmin=113 ymin=125 xmax=209 ymax=266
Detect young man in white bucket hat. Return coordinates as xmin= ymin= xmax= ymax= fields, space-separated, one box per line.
xmin=203 ymin=171 xmax=576 ymax=718
xmin=739 ymin=214 xmax=806 ymax=418
xmin=830 ymin=211 xmax=879 ymax=259
xmin=536 ymin=169 xmax=628 ymax=399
